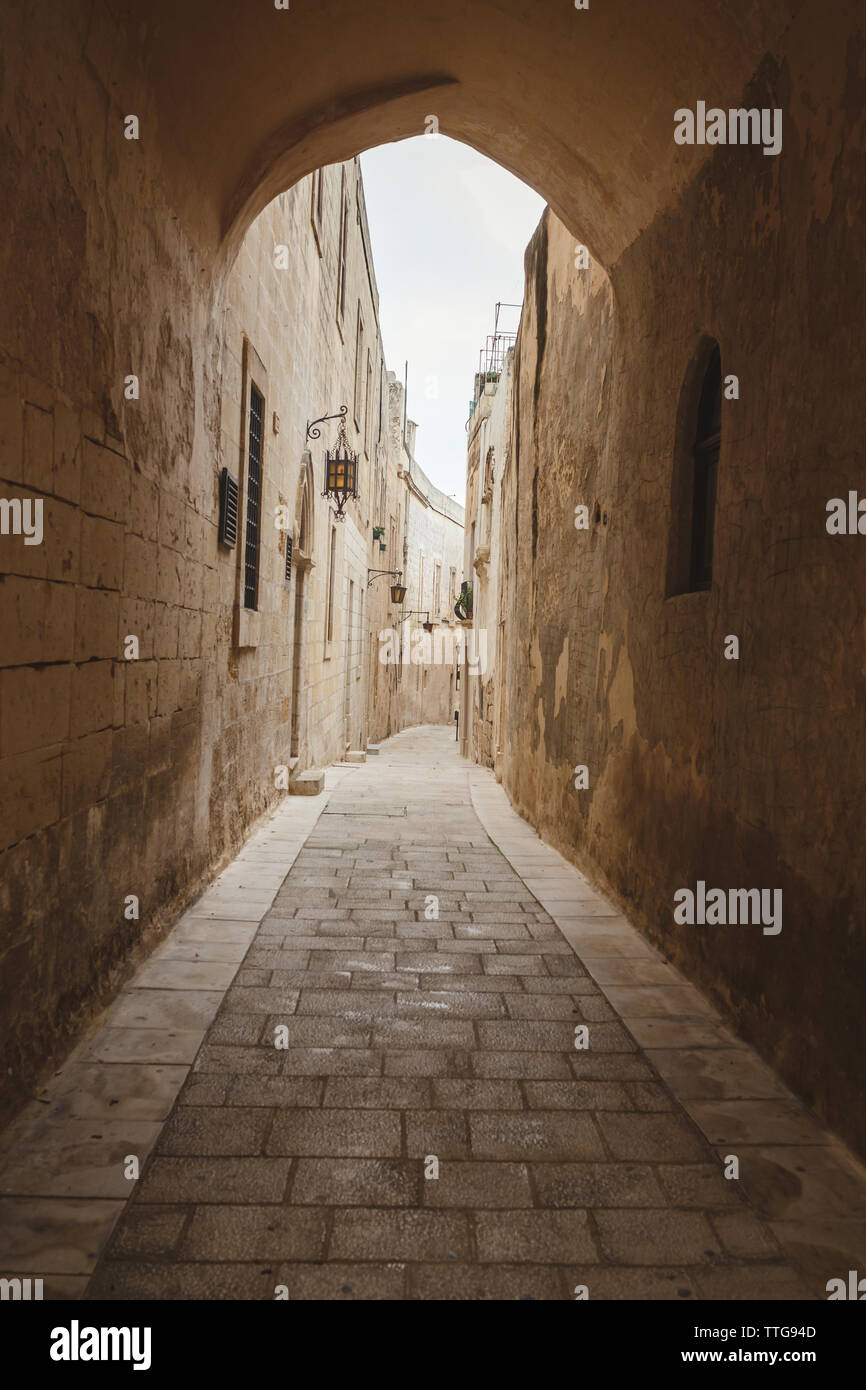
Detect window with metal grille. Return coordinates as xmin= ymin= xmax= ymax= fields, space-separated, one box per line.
xmin=689 ymin=345 xmax=721 ymax=591
xmin=285 ymin=533 xmax=293 ymax=586
xmin=219 ymin=468 xmax=238 ymax=547
xmin=244 ymin=384 xmax=264 ymax=609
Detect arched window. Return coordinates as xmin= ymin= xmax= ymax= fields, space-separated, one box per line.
xmin=689 ymin=345 xmax=721 ymax=590
xmin=666 ymin=339 xmax=722 ymax=596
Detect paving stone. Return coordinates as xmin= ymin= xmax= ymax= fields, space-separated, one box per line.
xmin=371 ymin=1019 xmax=477 ymax=1049
xmin=226 ymin=1077 xmax=324 ymax=1107
xmin=351 ymin=971 xmax=419 ymax=989
xmin=522 ymin=1080 xmax=631 ymax=1110
xmin=431 ymin=1079 xmax=524 ymax=1110
xmin=322 ymin=1077 xmax=431 ymax=1108
xmin=473 ymin=1051 xmax=573 ymax=1080
xmin=657 ymin=1163 xmax=744 ymax=1209
xmin=383 ymin=1050 xmax=473 ymax=1078
xmin=39 ymin=1063 xmax=188 ymax=1123
xmin=290 ymin=1158 xmax=419 ymax=1207
xmin=108 ymin=1205 xmax=188 ymax=1257
xmin=179 ymin=1204 xmax=327 ymax=1260
xmin=178 ymin=1075 xmax=231 ymax=1107
xmin=506 ymin=995 xmax=589 ymax=1021
xmin=397 ymin=990 xmax=506 ymax=1020
xmin=308 ymin=950 xmax=395 ymax=972
xmin=157 ymin=1106 xmax=271 ymax=1156
xmin=87 ymin=1260 xmax=279 ymax=1300
xmin=596 ymin=1113 xmax=708 ymax=1161
xmin=279 ymin=1049 xmax=382 ymax=1076
xmin=562 ymin=1267 xmax=699 ymax=1300
xmin=569 ymin=1053 xmax=656 ymax=1081
xmin=234 ymin=968 xmax=273 ymax=988
xmin=594 ymin=1209 xmax=722 ymax=1264
xmin=422 ymin=1161 xmax=533 ymax=1209
xmin=475 ymin=1210 xmax=598 ymax=1263
xmin=648 ymin=1047 xmax=792 ymax=1101
xmin=531 ymin=1162 xmax=666 ymax=1208
xmin=0 ymin=1196 xmax=124 ymax=1273
xmin=407 ymin=1262 xmax=563 ymax=1300
xmin=136 ymin=1157 xmax=290 ymax=1204
xmin=470 ymin=1111 xmax=606 ymax=1161
xmin=691 ymin=1264 xmax=815 ymax=1300
xmin=262 ymin=1017 xmax=372 ymax=1048
xmin=267 ymin=1108 xmax=402 ymax=1158
xmin=419 ymin=972 xmax=520 ymax=992
xmin=194 ymin=1046 xmax=282 ymax=1075
xmin=481 ymin=955 xmax=546 ymax=976
xmin=296 ymin=989 xmax=397 ymax=1019
xmin=275 ymin=1261 xmax=406 ymax=1300
xmin=330 ymin=1212 xmax=469 ymax=1267
xmin=477 ymin=1020 xmax=590 ymax=1051
xmin=625 ymin=1081 xmax=675 ymax=1111
xmin=224 ymin=987 xmax=301 ymax=1015
xmin=405 ymin=1111 xmax=471 ymax=1159
xmin=710 ymin=1210 xmax=782 ymax=1259
xmin=207 ymin=1014 xmax=266 ymax=1045
xmin=395 ymin=952 xmax=482 ymax=974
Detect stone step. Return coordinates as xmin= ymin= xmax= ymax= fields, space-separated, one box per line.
xmin=289 ymin=769 xmax=325 ymax=795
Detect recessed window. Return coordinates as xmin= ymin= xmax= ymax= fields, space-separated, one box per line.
xmin=244 ymin=384 xmax=264 ymax=610
xmin=689 ymin=345 xmax=721 ymax=590
xmin=667 ymin=339 xmax=722 ymax=596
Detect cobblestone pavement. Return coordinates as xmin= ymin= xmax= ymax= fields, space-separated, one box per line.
xmin=69 ymin=728 xmax=866 ymax=1298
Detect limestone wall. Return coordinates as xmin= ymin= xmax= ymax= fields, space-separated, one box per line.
xmin=492 ymin=42 xmax=866 ymax=1155
xmin=0 ymin=142 xmax=456 ymax=1123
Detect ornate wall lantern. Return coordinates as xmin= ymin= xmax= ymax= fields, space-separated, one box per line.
xmin=406 ymin=610 xmax=434 ymax=632
xmin=307 ymin=405 xmax=358 ymax=521
xmin=368 ymin=568 xmax=406 ymax=604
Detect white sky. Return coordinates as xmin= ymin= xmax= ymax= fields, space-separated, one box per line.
xmin=360 ymin=137 xmax=545 ymax=501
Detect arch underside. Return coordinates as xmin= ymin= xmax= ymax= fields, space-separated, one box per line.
xmin=135 ymin=0 xmax=796 ymax=270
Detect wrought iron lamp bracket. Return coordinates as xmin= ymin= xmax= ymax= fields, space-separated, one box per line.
xmin=307 ymin=404 xmax=348 ymax=441
xmin=367 ymin=569 xmax=403 ymax=589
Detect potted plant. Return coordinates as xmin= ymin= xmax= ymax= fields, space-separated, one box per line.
xmin=454 ymin=581 xmax=473 ymax=621
xmin=372 ymin=525 xmax=384 ymax=540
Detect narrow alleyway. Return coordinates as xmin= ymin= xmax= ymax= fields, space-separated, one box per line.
xmin=0 ymin=727 xmax=839 ymax=1300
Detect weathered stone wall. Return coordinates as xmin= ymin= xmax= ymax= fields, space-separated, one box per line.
xmin=0 ymin=112 xmax=454 ymax=1122
xmin=494 ymin=13 xmax=866 ymax=1155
